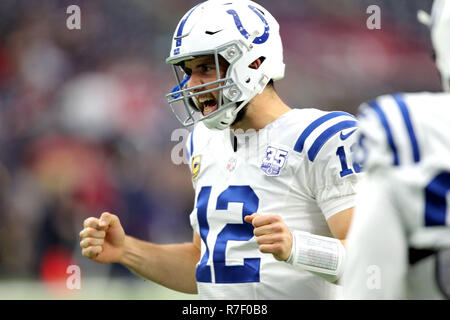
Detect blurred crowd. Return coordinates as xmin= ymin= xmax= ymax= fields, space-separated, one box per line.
xmin=0 ymin=0 xmax=438 ymax=291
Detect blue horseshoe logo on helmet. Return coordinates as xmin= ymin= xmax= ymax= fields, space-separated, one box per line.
xmin=226 ymin=5 xmax=270 ymax=44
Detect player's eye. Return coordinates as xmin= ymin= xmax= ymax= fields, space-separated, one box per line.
xmin=199 ymin=64 xmax=214 ymax=73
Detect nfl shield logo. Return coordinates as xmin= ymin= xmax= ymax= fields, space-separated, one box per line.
xmin=226 ymin=157 xmax=237 ymax=172
xmin=261 ymin=146 xmax=288 ymax=176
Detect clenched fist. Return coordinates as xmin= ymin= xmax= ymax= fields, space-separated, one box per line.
xmin=245 ymin=213 xmax=293 ymax=261
xmin=79 ymin=212 xmax=125 ymax=264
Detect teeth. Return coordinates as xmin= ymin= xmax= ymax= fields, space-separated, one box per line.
xmin=198 ymin=96 xmax=215 ymax=103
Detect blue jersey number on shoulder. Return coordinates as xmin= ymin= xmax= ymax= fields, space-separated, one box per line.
xmin=336 ymin=144 xmax=362 ymax=177
xmin=196 ymin=185 xmax=261 ymax=283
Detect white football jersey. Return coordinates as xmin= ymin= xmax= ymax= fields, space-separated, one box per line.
xmin=343 ymin=92 xmax=450 ymax=299
xmin=185 ymin=108 xmax=361 ymax=299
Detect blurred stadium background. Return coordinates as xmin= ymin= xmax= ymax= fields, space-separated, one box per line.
xmin=0 ymin=0 xmax=438 ymax=299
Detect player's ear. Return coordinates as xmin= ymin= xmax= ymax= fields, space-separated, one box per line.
xmin=248 ymin=57 xmax=265 ymax=70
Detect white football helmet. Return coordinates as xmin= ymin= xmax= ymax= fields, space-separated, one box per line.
xmin=165 ymin=0 xmax=285 ymax=130
xmin=418 ymin=0 xmax=450 ymax=92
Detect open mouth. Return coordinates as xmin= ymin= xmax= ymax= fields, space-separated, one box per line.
xmin=197 ymin=96 xmax=218 ymax=116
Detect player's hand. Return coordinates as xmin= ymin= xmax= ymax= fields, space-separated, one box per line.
xmin=79 ymin=212 xmax=126 ymax=264
xmin=244 ymin=213 xmax=293 ymax=261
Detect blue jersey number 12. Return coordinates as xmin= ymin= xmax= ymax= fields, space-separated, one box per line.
xmin=195 ymin=185 xmax=261 ymax=283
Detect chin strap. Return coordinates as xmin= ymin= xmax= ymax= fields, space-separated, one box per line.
xmin=204 ymin=101 xmax=244 ymax=130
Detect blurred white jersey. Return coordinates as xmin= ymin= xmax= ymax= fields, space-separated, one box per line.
xmin=185 ymin=108 xmax=361 ymax=299
xmin=344 ymin=92 xmax=450 ymax=299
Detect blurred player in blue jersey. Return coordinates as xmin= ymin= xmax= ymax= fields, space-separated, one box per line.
xmin=80 ymin=0 xmax=362 ymax=299
xmin=343 ymin=0 xmax=450 ymax=299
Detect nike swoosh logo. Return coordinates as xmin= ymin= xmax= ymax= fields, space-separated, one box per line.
xmin=205 ymin=29 xmax=224 ymax=35
xmin=340 ymin=129 xmax=357 ymax=140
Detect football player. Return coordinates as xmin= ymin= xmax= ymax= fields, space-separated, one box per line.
xmin=343 ymin=0 xmax=450 ymax=299
xmin=80 ymin=0 xmax=361 ymax=299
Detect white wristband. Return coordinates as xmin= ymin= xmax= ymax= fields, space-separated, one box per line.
xmin=287 ymin=230 xmax=346 ymax=282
